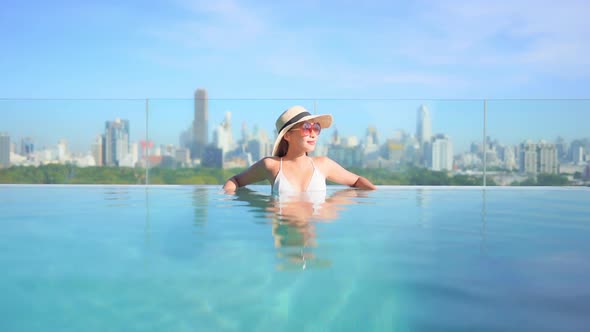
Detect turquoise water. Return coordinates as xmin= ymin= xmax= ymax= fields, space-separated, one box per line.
xmin=1 ymin=185 xmax=589 ymax=331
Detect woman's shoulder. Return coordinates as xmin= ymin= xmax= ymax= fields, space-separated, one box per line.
xmin=311 ymin=155 xmax=335 ymax=173
xmin=311 ymin=155 xmax=332 ymax=165
xmin=260 ymin=156 xmax=281 ymax=171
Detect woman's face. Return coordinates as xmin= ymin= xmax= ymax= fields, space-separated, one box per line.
xmin=285 ymin=121 xmax=321 ymax=153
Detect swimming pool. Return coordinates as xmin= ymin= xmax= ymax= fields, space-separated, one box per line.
xmin=1 ymin=185 xmax=588 ymax=331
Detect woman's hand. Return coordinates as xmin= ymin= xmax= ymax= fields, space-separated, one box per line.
xmin=223 ymin=177 xmax=239 ymax=193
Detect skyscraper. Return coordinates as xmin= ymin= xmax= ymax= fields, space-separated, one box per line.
xmin=520 ymin=140 xmax=559 ymax=175
xmin=192 ymin=88 xmax=208 ymax=160
xmin=416 ymin=105 xmax=432 ymax=147
xmin=20 ymin=137 xmax=34 ymax=157
xmin=0 ymin=133 xmax=10 ymax=168
xmin=520 ymin=140 xmax=538 ymax=174
xmin=427 ymin=134 xmax=453 ymax=171
xmin=212 ymin=112 xmax=233 ymax=154
xmin=538 ymin=141 xmax=558 ymax=174
xmin=91 ymin=135 xmax=104 ymax=166
xmin=104 ymin=118 xmax=130 ymax=166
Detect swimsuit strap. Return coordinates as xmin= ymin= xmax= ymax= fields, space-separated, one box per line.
xmin=308 ymin=156 xmax=315 ymax=170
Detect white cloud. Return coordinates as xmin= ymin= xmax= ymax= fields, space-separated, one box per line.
xmin=141 ymin=0 xmax=590 ymax=96
xmin=393 ymin=0 xmax=590 ymax=77
xmin=147 ymin=0 xmax=267 ymax=49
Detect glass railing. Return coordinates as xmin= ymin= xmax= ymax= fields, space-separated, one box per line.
xmin=1 ymin=98 xmax=589 ymax=186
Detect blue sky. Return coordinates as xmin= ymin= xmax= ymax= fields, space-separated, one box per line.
xmin=1 ymin=0 xmax=589 ymax=152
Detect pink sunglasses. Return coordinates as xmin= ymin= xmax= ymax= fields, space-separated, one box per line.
xmin=291 ymin=122 xmax=322 ymax=137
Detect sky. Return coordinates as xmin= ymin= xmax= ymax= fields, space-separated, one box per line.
xmin=1 ymin=0 xmax=589 ymax=153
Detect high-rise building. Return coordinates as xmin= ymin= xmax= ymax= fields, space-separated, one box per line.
xmin=503 ymin=145 xmax=517 ymax=170
xmin=91 ymin=135 xmax=104 ymax=166
xmin=104 ymin=118 xmax=130 ymax=166
xmin=246 ymin=126 xmax=271 ymax=161
xmin=57 ymin=139 xmax=68 ymax=162
xmin=572 ymin=144 xmax=584 ymax=165
xmin=555 ymin=136 xmax=568 ymax=162
xmin=175 ymin=148 xmax=190 ymax=165
xmin=202 ymin=145 xmax=223 ymax=168
xmin=519 ymin=140 xmax=559 ymax=175
xmin=192 ymin=88 xmax=208 ymax=160
xmin=538 ymin=142 xmax=558 ymax=174
xmin=20 ymin=137 xmax=34 ymax=157
xmin=212 ymin=112 xmax=234 ymax=154
xmin=569 ymin=140 xmax=585 ymax=163
xmin=327 ymin=145 xmax=363 ymax=168
xmin=427 ymin=134 xmax=453 ymax=171
xmin=416 ymin=105 xmax=432 ymax=147
xmin=520 ymin=141 xmax=537 ymax=174
xmin=0 ymin=133 xmax=10 ymax=168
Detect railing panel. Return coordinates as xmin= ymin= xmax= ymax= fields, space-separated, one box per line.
xmin=0 ymin=99 xmax=146 ymax=184
xmin=486 ymin=99 xmax=590 ymax=186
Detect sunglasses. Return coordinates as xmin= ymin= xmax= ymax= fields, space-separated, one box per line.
xmin=291 ymin=122 xmax=322 ymax=137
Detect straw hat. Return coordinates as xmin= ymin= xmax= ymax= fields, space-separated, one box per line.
xmin=272 ymin=105 xmax=333 ymax=156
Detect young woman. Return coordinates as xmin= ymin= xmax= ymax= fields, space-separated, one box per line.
xmin=222 ymin=105 xmax=376 ymax=194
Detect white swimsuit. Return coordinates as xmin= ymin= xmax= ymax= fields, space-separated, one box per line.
xmin=272 ymin=157 xmax=327 ymax=217
xmin=272 ymin=157 xmax=326 ymax=195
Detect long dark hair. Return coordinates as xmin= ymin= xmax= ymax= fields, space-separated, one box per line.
xmin=275 ymin=136 xmax=309 ymax=158
xmin=276 ymin=139 xmax=289 ymax=157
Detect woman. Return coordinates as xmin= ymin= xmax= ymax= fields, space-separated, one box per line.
xmin=222 ymin=105 xmax=376 ymax=193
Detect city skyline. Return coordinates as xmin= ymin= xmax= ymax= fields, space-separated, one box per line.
xmin=1 ymin=97 xmax=589 ymax=155
xmin=3 ymin=101 xmax=588 ymax=171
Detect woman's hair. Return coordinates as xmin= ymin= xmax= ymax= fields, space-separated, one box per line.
xmin=275 ymin=136 xmax=309 ymax=158
xmin=276 ymin=139 xmax=289 ymax=157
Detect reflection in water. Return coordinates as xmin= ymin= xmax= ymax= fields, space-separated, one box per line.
xmin=104 ymin=188 xmax=131 ymax=207
xmin=145 ymin=186 xmax=151 ymax=248
xmin=480 ymin=188 xmax=488 ymax=254
xmin=415 ymin=188 xmax=431 ymax=226
xmin=193 ymin=187 xmax=209 ymax=228
xmin=232 ymin=188 xmax=365 ymax=270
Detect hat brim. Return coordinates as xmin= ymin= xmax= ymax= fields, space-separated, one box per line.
xmin=271 ymin=114 xmax=333 ymax=156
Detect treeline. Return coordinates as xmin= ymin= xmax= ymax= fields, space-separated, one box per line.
xmin=0 ymin=164 xmax=238 ymax=185
xmin=0 ymin=164 xmax=572 ymax=186
xmin=0 ymin=164 xmax=485 ymax=185
xmin=510 ymin=174 xmax=570 ymax=186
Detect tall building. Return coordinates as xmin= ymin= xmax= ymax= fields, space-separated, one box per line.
xmin=20 ymin=137 xmax=34 ymax=157
xmin=212 ymin=112 xmax=234 ymax=154
xmin=572 ymin=144 xmax=584 ymax=165
xmin=0 ymin=133 xmax=10 ymax=168
xmin=519 ymin=140 xmax=559 ymax=175
xmin=104 ymin=118 xmax=130 ymax=166
xmin=57 ymin=139 xmax=68 ymax=162
xmin=91 ymin=135 xmax=104 ymax=166
xmin=416 ymin=105 xmax=432 ymax=147
xmin=538 ymin=142 xmax=558 ymax=174
xmin=555 ymin=136 xmax=568 ymax=162
xmin=503 ymin=145 xmax=517 ymax=170
xmin=192 ymin=88 xmax=209 ymax=160
xmin=519 ymin=141 xmax=538 ymax=174
xmin=427 ymin=134 xmax=453 ymax=171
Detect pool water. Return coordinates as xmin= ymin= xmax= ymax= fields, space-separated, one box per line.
xmin=1 ymin=185 xmax=589 ymax=331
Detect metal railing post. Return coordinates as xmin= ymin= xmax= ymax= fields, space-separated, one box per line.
xmin=145 ymin=98 xmax=149 ymax=185
xmin=483 ymin=100 xmax=487 ymax=187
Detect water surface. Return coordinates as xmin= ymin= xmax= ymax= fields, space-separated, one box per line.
xmin=1 ymin=185 xmax=589 ymax=331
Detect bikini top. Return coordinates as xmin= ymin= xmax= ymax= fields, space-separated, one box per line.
xmin=272 ymin=157 xmax=326 ymax=196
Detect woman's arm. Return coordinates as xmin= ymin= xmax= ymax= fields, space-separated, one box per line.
xmin=351 ymin=176 xmax=376 ymax=190
xmin=319 ymin=157 xmax=376 ymax=190
xmin=222 ymin=157 xmax=273 ymax=192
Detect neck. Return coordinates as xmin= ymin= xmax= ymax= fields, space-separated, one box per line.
xmin=284 ymin=149 xmax=308 ymax=161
